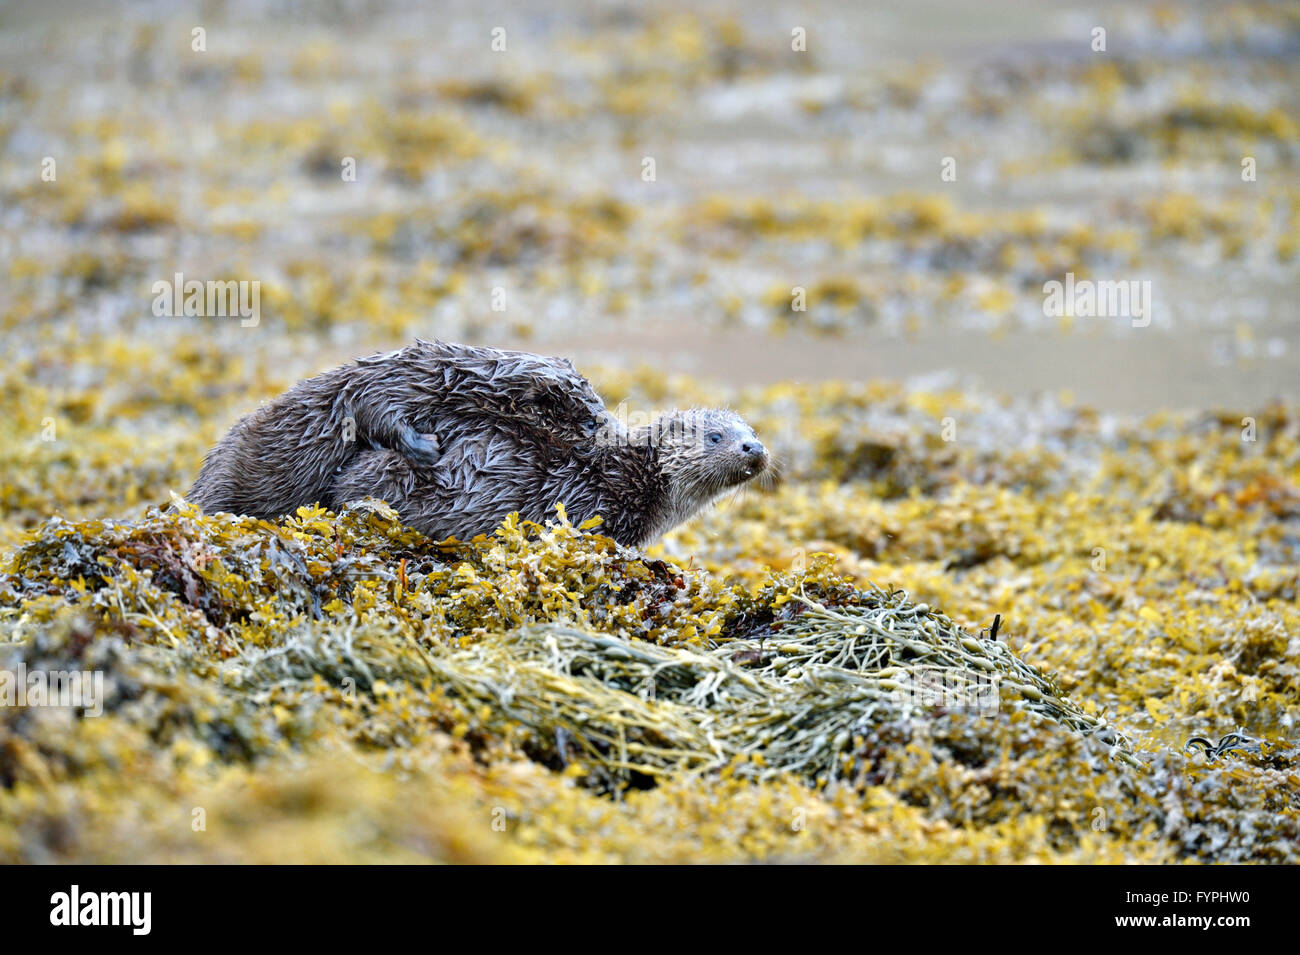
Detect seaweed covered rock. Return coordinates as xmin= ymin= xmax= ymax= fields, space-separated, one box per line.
xmin=2 ymin=499 xmax=1297 ymax=863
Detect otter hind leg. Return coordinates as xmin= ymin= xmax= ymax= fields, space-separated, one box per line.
xmin=329 ymin=449 xmax=457 ymax=539
xmin=329 ymin=448 xmax=431 ymax=515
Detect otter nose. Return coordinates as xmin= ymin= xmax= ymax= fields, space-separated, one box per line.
xmin=741 ymin=440 xmax=766 ymax=458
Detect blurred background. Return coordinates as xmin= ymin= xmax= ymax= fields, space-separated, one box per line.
xmin=0 ymin=0 xmax=1296 ymax=531
xmin=1 ymin=0 xmax=1299 ymax=865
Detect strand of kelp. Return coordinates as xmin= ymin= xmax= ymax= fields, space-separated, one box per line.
xmin=234 ymin=592 xmax=1139 ymax=790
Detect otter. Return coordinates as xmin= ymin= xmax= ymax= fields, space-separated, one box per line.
xmin=187 ymin=340 xmax=608 ymax=519
xmin=327 ymin=407 xmax=769 ymax=547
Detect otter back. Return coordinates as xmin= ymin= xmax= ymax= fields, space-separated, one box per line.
xmin=186 ymin=339 xmax=608 ymax=519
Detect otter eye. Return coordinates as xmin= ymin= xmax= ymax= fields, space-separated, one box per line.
xmin=707 ymin=432 xmax=722 ymax=444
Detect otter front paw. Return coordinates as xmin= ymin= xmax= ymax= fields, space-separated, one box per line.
xmin=397 ymin=425 xmax=441 ymax=468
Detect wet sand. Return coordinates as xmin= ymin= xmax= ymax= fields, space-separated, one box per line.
xmin=533 ymin=318 xmax=1296 ymax=413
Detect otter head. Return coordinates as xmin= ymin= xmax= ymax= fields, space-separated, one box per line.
xmin=518 ymin=357 xmax=612 ymax=446
xmin=636 ymin=408 xmax=769 ymax=533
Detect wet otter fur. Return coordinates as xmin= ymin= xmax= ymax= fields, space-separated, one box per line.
xmin=187 ymin=340 xmax=608 ymax=519
xmin=328 ymin=407 xmax=769 ymax=547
